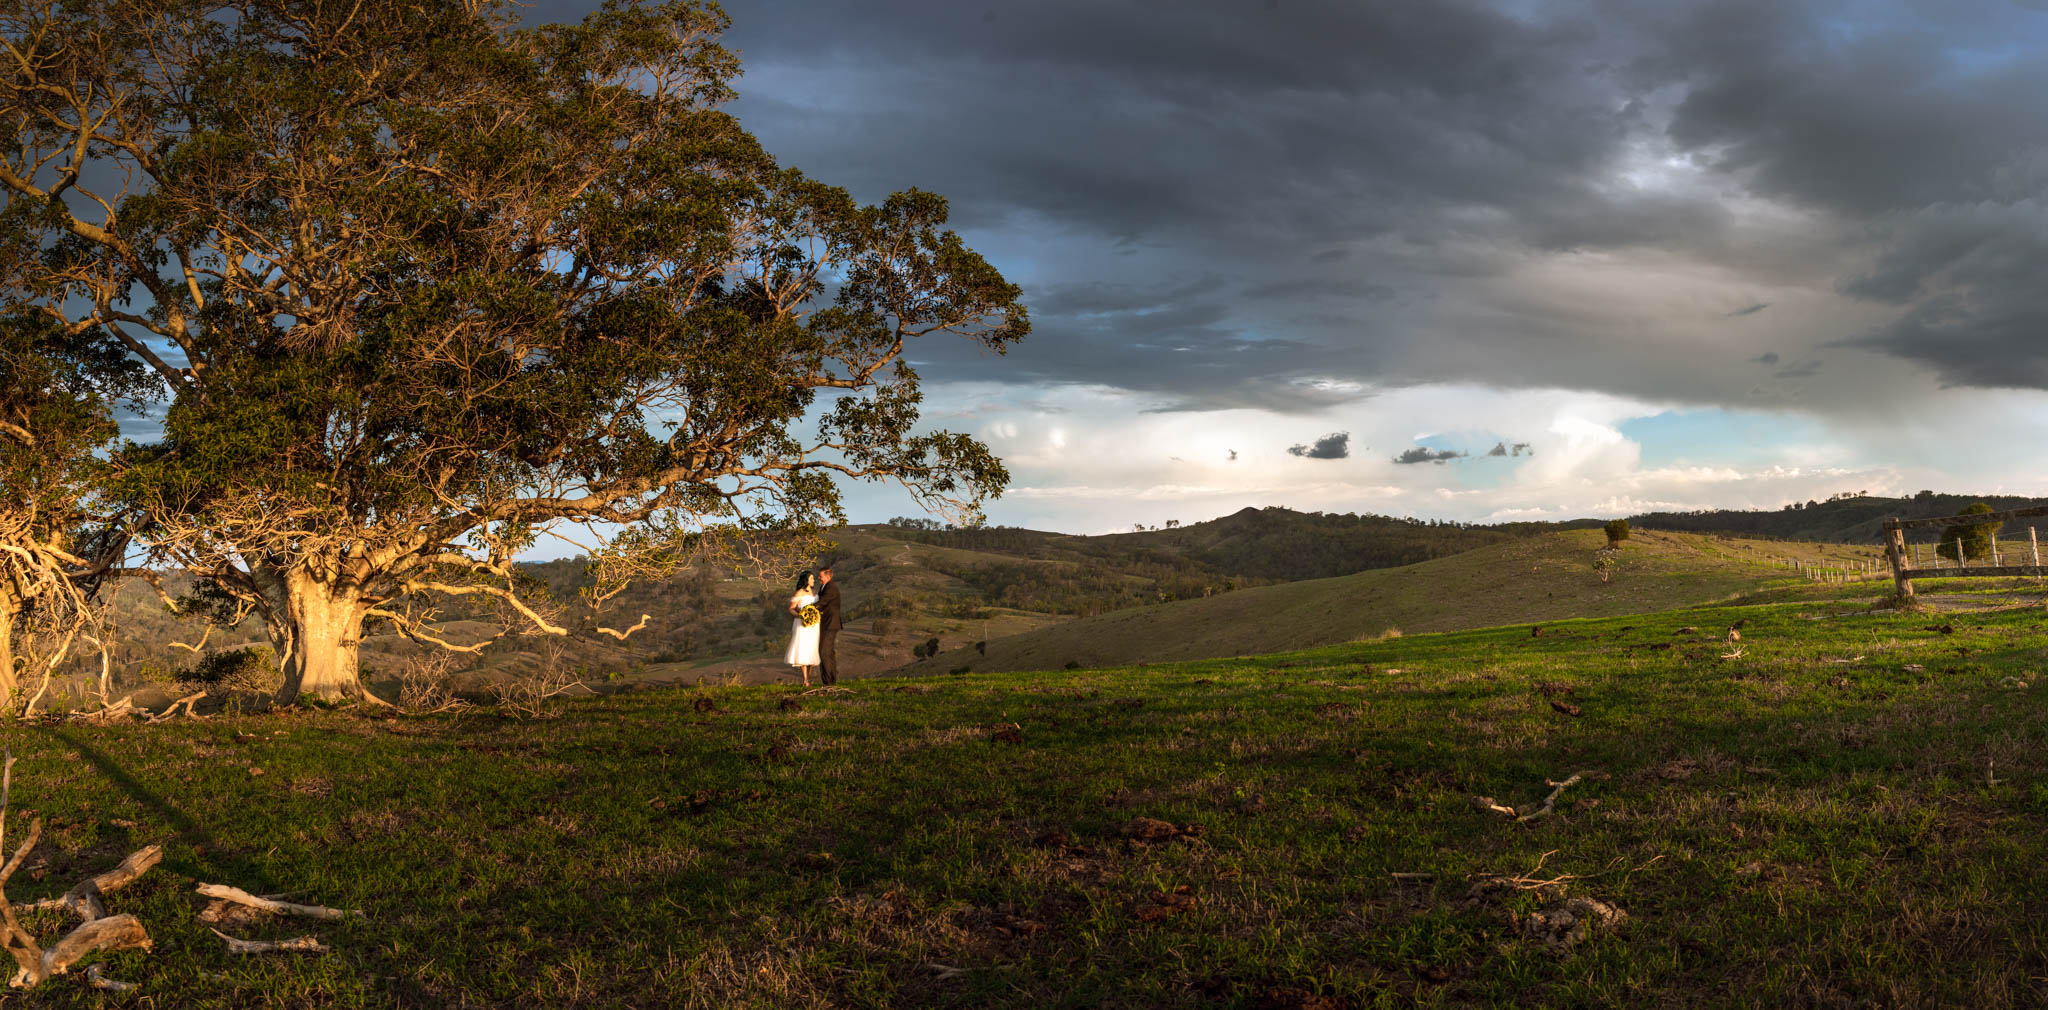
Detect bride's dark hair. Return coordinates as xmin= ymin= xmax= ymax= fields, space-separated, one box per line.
xmin=793 ymin=570 xmax=814 ymax=592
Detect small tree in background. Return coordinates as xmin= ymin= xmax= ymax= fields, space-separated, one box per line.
xmin=1604 ymin=519 xmax=1631 ymax=544
xmin=1936 ymin=502 xmax=2002 ymax=562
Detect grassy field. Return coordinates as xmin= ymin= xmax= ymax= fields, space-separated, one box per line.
xmin=0 ymin=577 xmax=2043 ymax=1007
xmin=900 ymin=528 xmax=1888 ymax=676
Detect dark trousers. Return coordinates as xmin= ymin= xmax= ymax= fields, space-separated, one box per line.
xmin=819 ymin=630 xmax=839 ymax=684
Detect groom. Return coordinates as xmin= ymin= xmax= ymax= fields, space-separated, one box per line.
xmin=815 ymin=562 xmax=843 ymax=685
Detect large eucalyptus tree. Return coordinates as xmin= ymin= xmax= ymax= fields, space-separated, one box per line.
xmin=0 ymin=0 xmax=1027 ymax=704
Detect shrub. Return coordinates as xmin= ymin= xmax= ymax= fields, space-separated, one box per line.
xmin=1604 ymin=518 xmax=1630 ymax=543
xmin=1063 ymin=659 xmax=1083 ymax=670
xmin=1935 ymin=502 xmax=2002 ymax=562
xmin=188 ymin=647 xmax=279 ymax=691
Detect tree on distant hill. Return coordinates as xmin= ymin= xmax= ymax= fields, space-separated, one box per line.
xmin=0 ymin=313 xmax=151 ymax=710
xmin=1604 ymin=519 xmax=1630 ymax=543
xmin=1936 ymin=502 xmax=2003 ymax=562
xmin=2 ymin=0 xmax=1026 ymax=704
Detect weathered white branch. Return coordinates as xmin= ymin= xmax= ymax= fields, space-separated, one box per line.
xmin=146 ymin=692 xmax=207 ymax=724
xmin=24 ymin=845 xmax=162 ymax=922
xmin=399 ymin=580 xmax=566 ymax=636
xmin=22 ymin=915 xmax=150 ymax=985
xmin=592 ymin=613 xmax=649 ymax=641
xmin=193 ymin=884 xmax=361 ymax=921
xmin=1471 ymin=771 xmax=1597 ymax=823
xmin=0 ymin=751 xmax=152 ymax=988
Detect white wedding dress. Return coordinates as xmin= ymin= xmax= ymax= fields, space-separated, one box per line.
xmin=785 ymin=591 xmax=821 ymax=666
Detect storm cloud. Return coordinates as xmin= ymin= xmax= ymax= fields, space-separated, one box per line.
xmin=511 ymin=0 xmax=2048 ymax=408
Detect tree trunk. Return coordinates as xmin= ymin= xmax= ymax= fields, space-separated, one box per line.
xmin=262 ymin=568 xmax=379 ymax=707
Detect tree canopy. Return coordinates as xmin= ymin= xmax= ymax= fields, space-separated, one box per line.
xmin=1936 ymin=502 xmax=2003 ymax=562
xmin=0 ymin=311 xmax=149 ymax=707
xmin=0 ymin=0 xmax=1027 ymax=703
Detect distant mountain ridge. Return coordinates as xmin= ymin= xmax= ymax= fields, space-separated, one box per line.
xmin=1627 ymin=493 xmax=2048 ymax=544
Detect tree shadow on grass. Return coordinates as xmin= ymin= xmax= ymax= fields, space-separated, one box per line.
xmin=48 ymin=727 xmax=280 ymax=895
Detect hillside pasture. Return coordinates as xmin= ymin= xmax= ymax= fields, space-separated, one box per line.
xmin=0 ymin=585 xmax=2042 ymax=1006
xmin=900 ymin=529 xmax=1887 ymax=676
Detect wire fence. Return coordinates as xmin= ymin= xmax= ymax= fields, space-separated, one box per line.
xmin=1884 ymin=505 xmax=2048 ymax=597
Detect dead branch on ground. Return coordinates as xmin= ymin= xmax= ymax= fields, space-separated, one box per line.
xmin=1470 ymin=771 xmax=1601 ymax=823
xmin=0 ymin=752 xmax=156 ymax=988
xmin=145 ymin=692 xmax=207 ymax=724
xmin=192 ymin=884 xmax=361 ymax=921
xmin=83 ymin=963 xmax=133 ymax=991
xmin=24 ymin=845 xmax=162 ymax=921
xmin=208 ymin=927 xmax=329 ymax=955
xmin=72 ymin=696 xmax=136 ymax=725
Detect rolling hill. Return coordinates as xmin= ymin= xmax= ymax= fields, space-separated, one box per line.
xmin=95 ymin=507 xmax=1585 ymax=691
xmin=94 ymin=493 xmax=2012 ymax=694
xmin=893 ymin=528 xmax=1885 ymax=676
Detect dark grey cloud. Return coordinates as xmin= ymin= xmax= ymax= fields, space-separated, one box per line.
xmin=1484 ymin=441 xmax=1534 ymax=457
xmin=1831 ymin=202 xmax=2048 ymax=388
xmin=684 ymin=0 xmax=1752 ymax=402
xmin=1393 ymin=447 xmax=1466 ymax=465
xmin=1639 ymin=0 xmax=2048 ymax=387
xmin=1774 ymin=359 xmax=1823 ymax=379
xmin=523 ymin=0 xmax=2048 ymax=402
xmin=1288 ymin=432 xmax=1351 ymax=459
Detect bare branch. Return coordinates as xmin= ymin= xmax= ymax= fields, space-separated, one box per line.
xmin=592 ymin=613 xmax=649 ymax=641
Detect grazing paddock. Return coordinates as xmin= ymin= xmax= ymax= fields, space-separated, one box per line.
xmin=0 ymin=590 xmax=2044 ymax=1007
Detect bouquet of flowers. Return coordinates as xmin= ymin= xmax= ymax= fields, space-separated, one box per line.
xmin=800 ymin=604 xmax=822 ymax=628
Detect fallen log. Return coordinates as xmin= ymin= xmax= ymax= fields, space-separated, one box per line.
xmin=22 ymin=915 xmax=151 ymax=985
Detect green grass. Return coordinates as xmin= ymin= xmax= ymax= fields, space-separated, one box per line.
xmin=1 ymin=585 xmax=2044 ymax=1007
xmin=903 ymin=528 xmax=1889 ymax=676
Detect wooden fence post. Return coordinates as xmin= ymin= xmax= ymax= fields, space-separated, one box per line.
xmin=2032 ymin=526 xmax=2041 ymax=583
xmin=1885 ymin=520 xmax=1914 ymax=599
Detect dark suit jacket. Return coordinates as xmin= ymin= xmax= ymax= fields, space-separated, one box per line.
xmin=816 ymin=581 xmax=843 ymax=632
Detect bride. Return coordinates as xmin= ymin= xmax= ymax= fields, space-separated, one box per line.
xmin=784 ymin=570 xmax=822 ymax=686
